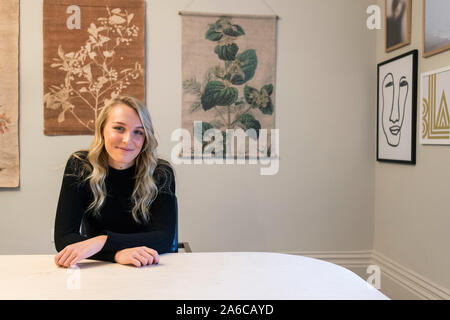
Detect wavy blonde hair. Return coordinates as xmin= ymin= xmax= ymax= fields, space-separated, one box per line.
xmin=72 ymin=96 xmax=169 ymax=224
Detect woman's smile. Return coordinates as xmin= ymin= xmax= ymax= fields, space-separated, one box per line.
xmin=117 ymin=146 xmax=134 ymax=152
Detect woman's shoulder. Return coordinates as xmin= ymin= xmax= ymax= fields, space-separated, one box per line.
xmin=154 ymin=158 xmax=175 ymax=194
xmin=65 ymin=150 xmax=90 ymax=176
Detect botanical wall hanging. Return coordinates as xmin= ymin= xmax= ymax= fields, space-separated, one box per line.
xmin=43 ymin=0 xmax=145 ymax=135
xmin=181 ymin=12 xmax=277 ymax=159
xmin=0 ymin=0 xmax=19 ymax=188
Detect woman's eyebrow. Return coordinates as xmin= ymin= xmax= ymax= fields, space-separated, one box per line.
xmin=112 ymin=121 xmax=144 ymax=129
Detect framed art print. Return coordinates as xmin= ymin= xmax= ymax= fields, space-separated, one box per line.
xmin=385 ymin=0 xmax=411 ymax=52
xmin=420 ymin=65 xmax=450 ymax=144
xmin=377 ymin=50 xmax=417 ymax=164
xmin=423 ymin=0 xmax=450 ymax=58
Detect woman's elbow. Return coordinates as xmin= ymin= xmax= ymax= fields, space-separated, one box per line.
xmin=54 ymin=233 xmax=66 ymax=252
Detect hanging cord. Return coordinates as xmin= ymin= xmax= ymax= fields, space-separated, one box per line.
xmin=262 ymin=0 xmax=279 ymax=18
xmin=181 ymin=0 xmax=196 ymax=12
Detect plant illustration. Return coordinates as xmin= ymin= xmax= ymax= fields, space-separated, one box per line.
xmin=0 ymin=105 xmax=11 ymax=134
xmin=183 ymin=17 xmax=274 ymax=157
xmin=44 ymin=7 xmax=143 ymax=132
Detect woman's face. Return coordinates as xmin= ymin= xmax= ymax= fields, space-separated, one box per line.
xmin=103 ymin=104 xmax=146 ymax=170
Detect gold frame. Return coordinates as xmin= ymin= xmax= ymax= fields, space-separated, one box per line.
xmin=385 ymin=0 xmax=412 ymax=53
xmin=422 ymin=0 xmax=450 ymax=58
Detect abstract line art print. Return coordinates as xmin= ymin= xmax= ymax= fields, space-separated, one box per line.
xmin=377 ymin=50 xmax=417 ymax=164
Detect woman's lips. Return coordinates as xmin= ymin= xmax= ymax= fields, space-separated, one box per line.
xmin=117 ymin=147 xmax=133 ymax=152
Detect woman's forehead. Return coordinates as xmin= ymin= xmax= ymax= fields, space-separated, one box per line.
xmin=107 ymin=104 xmax=143 ymax=126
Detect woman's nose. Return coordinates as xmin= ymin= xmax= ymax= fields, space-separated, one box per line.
xmin=122 ymin=132 xmax=131 ymax=143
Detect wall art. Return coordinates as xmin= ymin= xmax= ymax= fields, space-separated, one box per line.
xmin=423 ymin=0 xmax=450 ymax=58
xmin=0 ymin=0 xmax=19 ymax=188
xmin=386 ymin=0 xmax=411 ymax=52
xmin=377 ymin=50 xmax=417 ymax=164
xmin=43 ymin=0 xmax=145 ymax=135
xmin=420 ymin=65 xmax=450 ymax=144
xmin=181 ymin=12 xmax=277 ymax=159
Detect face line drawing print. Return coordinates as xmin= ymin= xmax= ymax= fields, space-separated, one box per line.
xmin=382 ymin=72 xmax=409 ymax=147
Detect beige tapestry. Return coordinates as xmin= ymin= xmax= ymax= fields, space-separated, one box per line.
xmin=0 ymin=0 xmax=19 ymax=188
xmin=43 ymin=0 xmax=145 ymax=135
xmin=181 ymin=12 xmax=277 ymax=159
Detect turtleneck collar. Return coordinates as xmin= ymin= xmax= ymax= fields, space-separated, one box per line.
xmin=108 ymin=163 xmax=136 ymax=175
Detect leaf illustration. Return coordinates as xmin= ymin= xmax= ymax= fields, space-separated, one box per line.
xmin=201 ymin=81 xmax=238 ymax=111
xmin=205 ymin=27 xmax=223 ymax=41
xmin=229 ymin=49 xmax=257 ymax=85
xmin=223 ymin=24 xmax=245 ymax=37
xmin=244 ymin=85 xmax=260 ymax=107
xmin=235 ymin=113 xmax=261 ymax=138
xmin=45 ymin=6 xmax=143 ymax=132
xmin=244 ymin=84 xmax=274 ymax=115
xmin=110 ymin=15 xmax=126 ymax=25
xmin=57 ymin=111 xmax=65 ymax=123
xmin=214 ymin=43 xmax=238 ymax=61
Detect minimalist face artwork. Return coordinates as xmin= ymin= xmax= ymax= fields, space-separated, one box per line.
xmin=103 ymin=104 xmax=145 ymax=170
xmin=381 ymin=72 xmax=409 ymax=147
xmin=377 ymin=50 xmax=417 ymax=164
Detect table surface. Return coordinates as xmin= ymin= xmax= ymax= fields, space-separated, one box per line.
xmin=0 ymin=252 xmax=388 ymax=300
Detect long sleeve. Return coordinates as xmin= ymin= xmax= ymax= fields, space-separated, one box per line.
xmin=54 ymin=156 xmax=116 ymax=262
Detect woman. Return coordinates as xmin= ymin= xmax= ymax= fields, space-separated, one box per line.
xmin=54 ymin=96 xmax=177 ymax=268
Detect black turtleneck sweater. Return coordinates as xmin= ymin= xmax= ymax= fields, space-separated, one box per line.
xmin=54 ymin=151 xmax=178 ymax=263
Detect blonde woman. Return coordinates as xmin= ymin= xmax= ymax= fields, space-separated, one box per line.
xmin=54 ymin=96 xmax=177 ymax=268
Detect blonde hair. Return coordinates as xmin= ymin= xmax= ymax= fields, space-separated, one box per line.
xmin=71 ymin=96 xmax=172 ymax=224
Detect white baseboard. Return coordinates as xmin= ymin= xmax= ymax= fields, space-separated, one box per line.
xmin=282 ymin=250 xmax=450 ymax=300
xmin=372 ymin=250 xmax=450 ymax=300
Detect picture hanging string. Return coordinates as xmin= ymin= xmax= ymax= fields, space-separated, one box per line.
xmin=178 ymin=0 xmax=279 ymax=19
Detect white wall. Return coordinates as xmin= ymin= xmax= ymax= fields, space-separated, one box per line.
xmin=0 ymin=0 xmax=376 ymax=257
xmin=375 ymin=0 xmax=450 ymax=291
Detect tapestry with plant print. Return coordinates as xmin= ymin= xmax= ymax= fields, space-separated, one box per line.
xmin=181 ymin=13 xmax=277 ymax=159
xmin=0 ymin=0 xmax=19 ymax=188
xmin=43 ymin=0 xmax=145 ymax=135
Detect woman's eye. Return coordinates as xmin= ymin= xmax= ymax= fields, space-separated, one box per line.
xmin=135 ymin=130 xmax=144 ymax=136
xmin=113 ymin=126 xmax=124 ymax=131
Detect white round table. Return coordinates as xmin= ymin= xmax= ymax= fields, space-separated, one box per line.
xmin=0 ymin=252 xmax=388 ymax=300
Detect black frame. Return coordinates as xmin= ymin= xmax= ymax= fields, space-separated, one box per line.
xmin=377 ymin=49 xmax=417 ymax=164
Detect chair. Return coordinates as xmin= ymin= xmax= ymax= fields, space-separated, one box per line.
xmin=171 ymin=204 xmax=191 ymax=253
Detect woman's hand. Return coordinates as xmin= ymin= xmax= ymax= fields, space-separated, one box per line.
xmin=54 ymin=235 xmax=107 ymax=268
xmin=114 ymin=246 xmax=160 ymax=267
